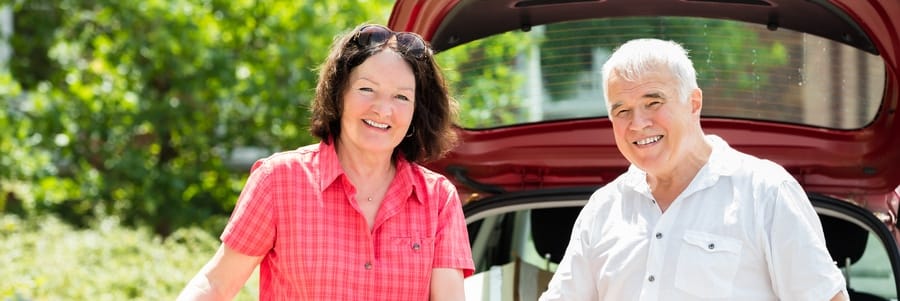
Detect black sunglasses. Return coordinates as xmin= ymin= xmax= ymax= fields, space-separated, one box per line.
xmin=354 ymin=25 xmax=430 ymax=60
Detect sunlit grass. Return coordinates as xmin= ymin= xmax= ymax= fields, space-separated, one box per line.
xmin=0 ymin=214 xmax=258 ymax=300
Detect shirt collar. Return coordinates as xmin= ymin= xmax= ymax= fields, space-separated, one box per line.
xmin=318 ymin=140 xmax=422 ymax=204
xmin=319 ymin=140 xmax=344 ymax=191
xmin=392 ymin=157 xmax=424 ymax=204
xmin=703 ymin=134 xmax=741 ymax=177
xmin=622 ymin=134 xmax=740 ymax=192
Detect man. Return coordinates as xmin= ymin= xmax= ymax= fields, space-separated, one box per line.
xmin=539 ymin=38 xmax=847 ymax=301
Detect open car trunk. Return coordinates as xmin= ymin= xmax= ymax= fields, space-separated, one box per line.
xmin=388 ymin=0 xmax=900 ymax=300
xmin=463 ymin=188 xmax=900 ymax=300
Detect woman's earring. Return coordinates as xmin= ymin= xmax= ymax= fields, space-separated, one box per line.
xmin=405 ymin=126 xmax=415 ymax=138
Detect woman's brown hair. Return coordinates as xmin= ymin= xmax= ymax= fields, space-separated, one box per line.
xmin=310 ymin=24 xmax=459 ymax=163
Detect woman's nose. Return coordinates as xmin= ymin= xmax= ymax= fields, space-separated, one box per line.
xmin=371 ymin=96 xmax=392 ymax=117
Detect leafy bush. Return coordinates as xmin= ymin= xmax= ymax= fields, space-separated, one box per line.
xmin=2 ymin=0 xmax=394 ymax=236
xmin=0 ymin=214 xmax=259 ymax=300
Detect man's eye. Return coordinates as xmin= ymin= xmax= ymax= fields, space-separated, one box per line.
xmin=615 ymin=109 xmax=630 ymax=117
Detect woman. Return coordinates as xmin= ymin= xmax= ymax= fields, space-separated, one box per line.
xmin=178 ymin=24 xmax=474 ymax=300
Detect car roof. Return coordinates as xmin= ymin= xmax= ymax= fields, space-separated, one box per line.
xmin=388 ymin=0 xmax=900 ymax=202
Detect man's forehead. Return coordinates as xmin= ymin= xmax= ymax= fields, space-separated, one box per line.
xmin=607 ymin=80 xmax=668 ymax=97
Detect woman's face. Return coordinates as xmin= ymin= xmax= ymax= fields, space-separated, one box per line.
xmin=338 ymin=49 xmax=416 ymax=156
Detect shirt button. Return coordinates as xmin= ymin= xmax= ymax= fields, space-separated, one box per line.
xmin=648 ymin=275 xmax=655 ymax=282
xmin=655 ymin=232 xmax=663 ymax=239
xmin=412 ymin=243 xmax=421 ymax=250
xmin=708 ymin=243 xmax=715 ymax=250
xmin=651 ymin=199 xmax=657 ymax=204
xmin=364 ymin=262 xmax=373 ymax=270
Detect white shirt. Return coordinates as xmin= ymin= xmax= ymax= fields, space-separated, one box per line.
xmin=540 ymin=135 xmax=846 ymax=301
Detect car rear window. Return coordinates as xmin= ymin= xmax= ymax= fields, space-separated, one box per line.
xmin=436 ymin=17 xmax=885 ymax=130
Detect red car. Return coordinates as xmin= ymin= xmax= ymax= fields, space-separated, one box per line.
xmin=390 ymin=0 xmax=899 ymax=300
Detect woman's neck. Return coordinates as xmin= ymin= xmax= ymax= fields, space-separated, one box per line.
xmin=335 ymin=138 xmax=395 ymax=177
xmin=334 ymin=139 xmax=396 ymax=199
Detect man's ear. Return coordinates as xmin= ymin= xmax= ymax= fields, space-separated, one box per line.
xmin=690 ymin=88 xmax=703 ymax=115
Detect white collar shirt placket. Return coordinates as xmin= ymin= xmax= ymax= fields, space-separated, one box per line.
xmin=636 ymin=184 xmax=684 ymax=301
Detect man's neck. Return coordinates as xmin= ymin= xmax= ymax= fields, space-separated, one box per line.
xmin=646 ymin=136 xmax=712 ymax=212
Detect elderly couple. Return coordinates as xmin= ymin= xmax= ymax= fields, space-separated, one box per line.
xmin=176 ymin=24 xmax=847 ymax=301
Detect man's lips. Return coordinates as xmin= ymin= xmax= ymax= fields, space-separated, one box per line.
xmin=634 ymin=135 xmax=663 ymax=145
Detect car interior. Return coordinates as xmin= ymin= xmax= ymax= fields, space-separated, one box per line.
xmin=822 ymin=214 xmax=889 ymax=301
xmin=400 ymin=1 xmax=900 ymax=300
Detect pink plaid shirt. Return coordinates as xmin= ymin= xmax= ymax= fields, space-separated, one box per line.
xmin=221 ymin=141 xmax=474 ymax=300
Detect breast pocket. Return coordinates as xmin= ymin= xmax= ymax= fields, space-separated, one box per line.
xmin=674 ymin=230 xmax=743 ymax=298
xmin=386 ymin=237 xmax=435 ymax=280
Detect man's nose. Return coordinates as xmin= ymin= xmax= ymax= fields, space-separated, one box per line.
xmin=629 ymin=109 xmax=652 ymax=130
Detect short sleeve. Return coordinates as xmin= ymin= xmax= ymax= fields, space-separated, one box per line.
xmin=764 ymin=180 xmax=846 ymax=300
xmin=220 ymin=159 xmax=276 ymax=256
xmin=431 ymin=179 xmax=476 ymax=277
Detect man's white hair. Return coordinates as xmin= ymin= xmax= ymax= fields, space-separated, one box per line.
xmin=601 ymin=38 xmax=698 ymax=109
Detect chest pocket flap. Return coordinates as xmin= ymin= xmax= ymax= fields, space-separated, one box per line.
xmin=682 ymin=230 xmax=743 ymax=254
xmin=675 ymin=230 xmax=744 ymax=298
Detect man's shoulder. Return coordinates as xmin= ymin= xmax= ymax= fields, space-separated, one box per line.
xmin=710 ymin=137 xmax=794 ymax=183
xmin=727 ymin=149 xmax=794 ymax=183
xmin=713 ymin=148 xmax=803 ymax=209
xmin=591 ymin=170 xmax=634 ymax=195
xmin=583 ymin=171 xmax=637 ymax=210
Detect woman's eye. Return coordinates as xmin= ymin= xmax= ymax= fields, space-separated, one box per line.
xmin=359 ymin=87 xmax=374 ymax=93
xmin=396 ymin=94 xmax=411 ymax=102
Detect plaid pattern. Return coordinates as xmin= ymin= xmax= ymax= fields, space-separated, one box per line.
xmin=221 ymin=141 xmax=474 ymax=300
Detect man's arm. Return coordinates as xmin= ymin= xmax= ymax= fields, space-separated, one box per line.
xmin=830 ymin=291 xmax=848 ymax=301
xmin=764 ymin=179 xmax=849 ymax=300
xmin=177 ymin=244 xmax=263 ymax=301
xmin=538 ymin=218 xmax=597 ymax=301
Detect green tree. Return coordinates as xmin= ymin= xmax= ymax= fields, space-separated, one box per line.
xmin=438 ymin=31 xmax=537 ymax=128
xmin=539 ymin=17 xmax=785 ymax=102
xmin=436 ymin=17 xmax=790 ymax=129
xmin=1 ymin=0 xmax=394 ymax=235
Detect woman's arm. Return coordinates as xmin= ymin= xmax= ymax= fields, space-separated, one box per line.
xmin=430 ymin=268 xmax=465 ymax=301
xmin=177 ymin=244 xmax=264 ymax=301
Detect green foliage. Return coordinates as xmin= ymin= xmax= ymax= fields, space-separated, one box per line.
xmin=0 ymin=214 xmax=259 ymax=300
xmin=539 ymin=17 xmax=787 ymax=101
xmin=435 ymin=17 xmax=792 ymax=129
xmin=1 ymin=0 xmax=394 ymax=234
xmin=438 ymin=31 xmax=537 ymax=128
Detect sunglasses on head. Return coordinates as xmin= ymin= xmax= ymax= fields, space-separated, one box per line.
xmin=353 ymin=25 xmax=430 ymax=60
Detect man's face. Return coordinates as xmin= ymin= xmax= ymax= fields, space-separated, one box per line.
xmin=606 ymin=68 xmax=699 ymax=175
